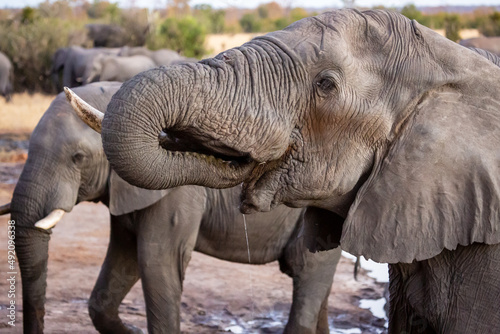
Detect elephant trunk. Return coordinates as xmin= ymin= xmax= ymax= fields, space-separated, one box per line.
xmin=15 ymin=226 xmax=50 ymax=334
xmin=101 ymin=63 xmax=256 ymax=190
xmin=10 ymin=189 xmax=51 ymax=333
xmin=10 ymin=166 xmax=63 ymax=333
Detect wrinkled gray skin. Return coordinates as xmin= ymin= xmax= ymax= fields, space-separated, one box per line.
xmin=50 ymin=47 xmax=68 ymax=92
xmin=0 ymin=50 xmax=13 ymax=101
xmin=8 ymin=83 xmax=340 ymax=333
xmin=117 ymin=46 xmax=192 ymax=66
xmin=459 ymin=36 xmax=500 ymax=55
xmin=467 ymin=46 xmax=500 ymax=66
xmin=98 ymin=9 xmax=500 ymax=333
xmin=53 ymin=46 xmax=120 ymax=90
xmin=86 ymin=54 xmax=156 ymax=83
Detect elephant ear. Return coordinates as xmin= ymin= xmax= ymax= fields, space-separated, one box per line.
xmin=109 ymin=170 xmax=170 ymax=216
xmin=341 ymin=88 xmax=500 ymax=264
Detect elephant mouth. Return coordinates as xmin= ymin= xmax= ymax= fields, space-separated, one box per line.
xmin=158 ymin=129 xmax=254 ymax=168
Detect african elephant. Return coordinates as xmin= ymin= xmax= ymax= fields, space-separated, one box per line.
xmin=86 ymin=54 xmax=156 ymax=83
xmin=86 ymin=23 xmax=129 ymax=48
xmin=56 ymin=46 xmax=120 ymax=90
xmin=117 ymin=46 xmax=193 ymax=66
xmin=3 ymin=83 xmax=341 ymax=333
xmin=69 ymin=9 xmax=500 ymax=334
xmin=0 ymin=50 xmax=13 ymax=101
xmin=459 ymin=36 xmax=500 ymax=55
xmin=50 ymin=47 xmax=69 ymax=92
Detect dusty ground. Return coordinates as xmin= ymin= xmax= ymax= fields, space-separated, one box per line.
xmin=0 ymin=95 xmax=387 ymax=333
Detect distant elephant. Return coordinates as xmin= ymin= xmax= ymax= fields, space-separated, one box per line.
xmin=50 ymin=47 xmax=69 ymax=92
xmin=3 ymin=82 xmax=341 ymax=333
xmin=57 ymin=46 xmax=120 ymax=90
xmin=86 ymin=23 xmax=128 ymax=48
xmin=86 ymin=54 xmax=156 ymax=83
xmin=117 ymin=46 xmax=197 ymax=66
xmin=459 ymin=36 xmax=500 ymax=55
xmin=0 ymin=50 xmax=13 ymax=101
xmin=70 ymin=9 xmax=500 ymax=334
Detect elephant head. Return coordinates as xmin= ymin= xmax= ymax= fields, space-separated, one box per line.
xmin=2 ymin=82 xmax=170 ymax=332
xmin=70 ymin=9 xmax=500 ymax=265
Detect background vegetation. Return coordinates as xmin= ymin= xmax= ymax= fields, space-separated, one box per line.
xmin=0 ymin=0 xmax=499 ymax=93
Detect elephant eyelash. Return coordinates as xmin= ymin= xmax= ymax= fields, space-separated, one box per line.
xmin=317 ymin=78 xmax=336 ymax=92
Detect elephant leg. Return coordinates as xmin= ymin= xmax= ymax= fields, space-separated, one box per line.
xmin=280 ymin=237 xmax=341 ymax=334
xmin=387 ymin=264 xmax=435 ymax=334
xmin=136 ymin=187 xmax=204 ymax=333
xmin=89 ymin=215 xmax=142 ymax=334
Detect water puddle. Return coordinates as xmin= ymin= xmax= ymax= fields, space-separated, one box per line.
xmin=343 ymin=251 xmax=389 ymax=330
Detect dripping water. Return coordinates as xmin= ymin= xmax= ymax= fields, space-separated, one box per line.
xmin=243 ymin=214 xmax=251 ymax=264
xmin=243 ymin=214 xmax=255 ymax=319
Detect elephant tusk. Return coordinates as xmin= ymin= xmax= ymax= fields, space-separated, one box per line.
xmin=64 ymin=87 xmax=104 ymax=133
xmin=34 ymin=209 xmax=65 ymax=230
xmin=0 ymin=202 xmax=11 ymax=215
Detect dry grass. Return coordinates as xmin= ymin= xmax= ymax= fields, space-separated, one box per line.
xmin=205 ymin=32 xmax=265 ymax=56
xmin=0 ymin=93 xmax=55 ymax=133
xmin=433 ymin=28 xmax=480 ymax=40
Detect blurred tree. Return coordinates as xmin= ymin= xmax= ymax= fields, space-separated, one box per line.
xmin=120 ymin=8 xmax=150 ymax=45
xmin=240 ymin=13 xmax=261 ymax=32
xmin=257 ymin=5 xmax=269 ymax=19
xmin=38 ymin=0 xmax=74 ymax=19
xmin=150 ymin=16 xmax=207 ymax=58
xmin=87 ymin=0 xmax=120 ymax=21
xmin=21 ymin=7 xmax=37 ymax=24
xmin=290 ymin=7 xmax=308 ymax=22
xmin=400 ymin=4 xmax=423 ymax=22
xmin=167 ymin=0 xmax=190 ymax=17
xmin=478 ymin=11 xmax=500 ymax=36
xmin=192 ymin=4 xmax=225 ymax=34
xmin=0 ymin=16 xmax=84 ymax=93
xmin=444 ymin=13 xmax=462 ymax=41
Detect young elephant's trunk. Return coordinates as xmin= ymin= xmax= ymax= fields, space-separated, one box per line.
xmin=101 ymin=63 xmax=255 ymax=190
xmin=10 ymin=189 xmax=51 ymax=334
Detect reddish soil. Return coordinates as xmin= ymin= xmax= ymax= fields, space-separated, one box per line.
xmin=0 ymin=134 xmax=387 ymax=333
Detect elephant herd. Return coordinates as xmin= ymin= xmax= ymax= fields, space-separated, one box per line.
xmin=2 ymin=8 xmax=500 ymax=334
xmin=51 ymin=45 xmax=195 ymax=92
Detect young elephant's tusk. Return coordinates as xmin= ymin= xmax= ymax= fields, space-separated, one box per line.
xmin=0 ymin=202 xmax=11 ymax=215
xmin=35 ymin=209 xmax=65 ymax=230
xmin=64 ymin=87 xmax=104 ymax=133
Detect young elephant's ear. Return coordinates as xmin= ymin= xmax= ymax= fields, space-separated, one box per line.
xmin=341 ymin=88 xmax=500 ymax=264
xmin=109 ymin=170 xmax=170 ymax=216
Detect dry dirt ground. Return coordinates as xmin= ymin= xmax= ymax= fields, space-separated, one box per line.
xmin=0 ymin=95 xmax=387 ymax=333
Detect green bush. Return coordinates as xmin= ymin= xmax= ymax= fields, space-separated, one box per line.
xmin=477 ymin=11 xmax=500 ymax=37
xmin=0 ymin=15 xmax=85 ymax=93
xmin=444 ymin=14 xmax=462 ymax=42
xmin=240 ymin=13 xmax=262 ymax=33
xmin=148 ymin=16 xmax=207 ymax=58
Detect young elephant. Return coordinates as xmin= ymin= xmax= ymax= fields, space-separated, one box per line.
xmin=3 ymin=82 xmax=341 ymax=333
xmin=69 ymin=9 xmax=500 ymax=334
xmin=86 ymin=54 xmax=156 ymax=83
xmin=0 ymin=50 xmax=13 ymax=101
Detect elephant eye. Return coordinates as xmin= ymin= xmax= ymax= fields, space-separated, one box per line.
xmin=72 ymin=152 xmax=86 ymax=166
xmin=316 ymin=78 xmax=336 ymax=92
